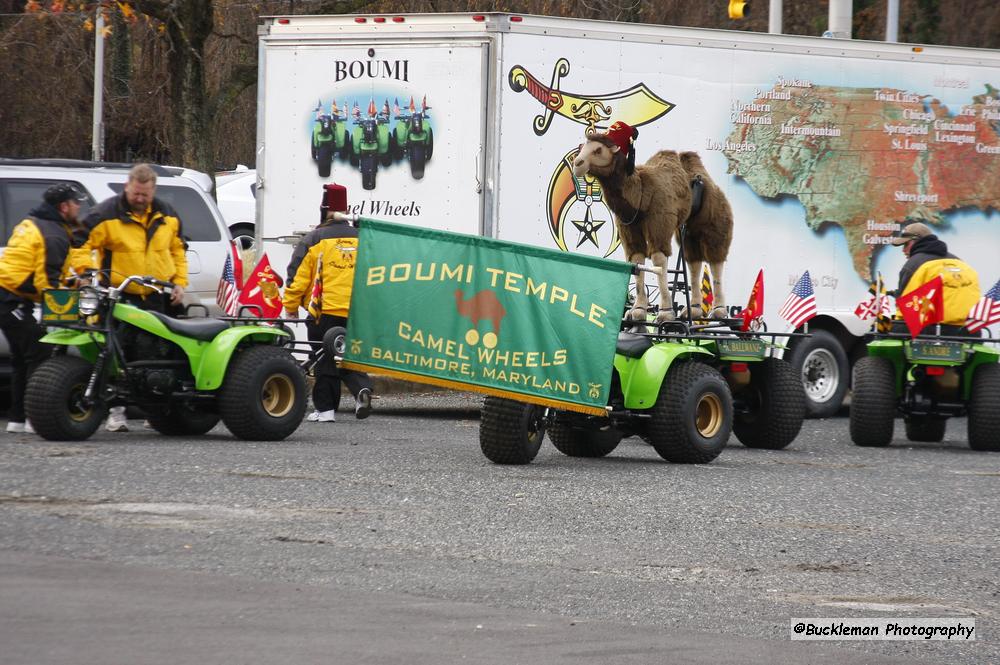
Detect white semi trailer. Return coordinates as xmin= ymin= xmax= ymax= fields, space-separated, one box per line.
xmin=255 ymin=11 xmax=1000 ymax=416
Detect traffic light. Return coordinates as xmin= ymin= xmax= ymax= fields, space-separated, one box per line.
xmin=728 ymin=0 xmax=749 ymax=19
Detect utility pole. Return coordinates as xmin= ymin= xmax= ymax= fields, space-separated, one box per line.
xmin=825 ymin=0 xmax=853 ymax=38
xmin=91 ymin=8 xmax=105 ymax=162
xmin=769 ymin=0 xmax=782 ymax=34
xmin=886 ymin=0 xmax=899 ymax=42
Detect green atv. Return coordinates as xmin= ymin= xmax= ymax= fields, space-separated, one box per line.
xmin=311 ymin=105 xmax=351 ymax=178
xmin=479 ymin=310 xmax=807 ymax=465
xmin=350 ymin=104 xmax=395 ymax=190
xmin=850 ymin=325 xmax=1000 ymax=450
xmin=27 ymin=274 xmax=307 ymax=441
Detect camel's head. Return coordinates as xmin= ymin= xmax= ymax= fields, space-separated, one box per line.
xmin=572 ymin=135 xmax=620 ymax=178
xmin=573 ymin=121 xmax=638 ymax=178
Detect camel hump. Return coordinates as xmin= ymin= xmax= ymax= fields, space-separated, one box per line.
xmin=679 ymin=151 xmax=705 ymax=170
xmin=644 ymin=149 xmax=682 ymax=168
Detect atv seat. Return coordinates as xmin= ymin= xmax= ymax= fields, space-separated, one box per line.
xmin=616 ymin=332 xmax=653 ymax=358
xmin=147 ymin=311 xmax=231 ymax=342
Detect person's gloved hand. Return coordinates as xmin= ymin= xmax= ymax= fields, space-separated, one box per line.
xmin=169 ymin=284 xmax=185 ymax=305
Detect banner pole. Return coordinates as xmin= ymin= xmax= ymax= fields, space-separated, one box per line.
xmin=632 ymin=264 xmax=663 ymax=276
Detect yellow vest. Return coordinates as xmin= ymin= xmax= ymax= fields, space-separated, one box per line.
xmin=899 ymin=258 xmax=980 ymax=325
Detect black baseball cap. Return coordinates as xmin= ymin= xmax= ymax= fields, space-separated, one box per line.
xmin=43 ymin=182 xmax=87 ymax=206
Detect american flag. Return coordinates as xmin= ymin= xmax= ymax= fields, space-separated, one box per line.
xmin=966 ymin=278 xmax=1000 ymax=333
xmin=778 ymin=271 xmax=817 ymax=328
xmin=216 ymin=254 xmax=240 ymax=315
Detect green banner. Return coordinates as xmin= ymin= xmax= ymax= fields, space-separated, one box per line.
xmin=343 ymin=218 xmax=632 ymax=415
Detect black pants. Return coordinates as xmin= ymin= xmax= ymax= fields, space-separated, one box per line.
xmin=0 ymin=302 xmax=50 ymax=422
xmin=307 ymin=314 xmax=372 ymax=412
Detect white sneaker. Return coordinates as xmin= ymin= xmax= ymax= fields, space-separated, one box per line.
xmin=6 ymin=421 xmax=26 ymax=433
xmin=355 ymin=388 xmax=372 ymax=420
xmin=306 ymin=409 xmax=336 ymax=422
xmin=105 ymin=407 xmax=129 ymax=432
xmin=24 ymin=420 xmax=34 ymax=434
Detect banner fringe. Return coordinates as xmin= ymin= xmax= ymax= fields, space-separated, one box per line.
xmin=341 ymin=362 xmax=609 ymax=417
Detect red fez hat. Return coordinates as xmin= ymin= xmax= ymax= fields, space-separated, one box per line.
xmin=321 ymin=183 xmax=348 ymax=212
xmin=604 ymin=120 xmax=635 ymax=154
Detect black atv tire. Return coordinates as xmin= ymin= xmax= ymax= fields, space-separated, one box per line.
xmin=643 ymin=360 xmax=732 ymax=464
xmin=145 ymin=404 xmax=220 ymax=436
xmin=850 ymin=356 xmax=896 ymax=447
xmin=219 ymin=346 xmax=307 ymax=441
xmin=904 ymin=416 xmax=946 ymax=443
xmin=426 ymin=128 xmax=434 ymax=161
xmin=382 ymin=135 xmax=396 ymax=167
xmin=968 ymin=363 xmax=1000 ymax=451
xmin=786 ymin=329 xmax=849 ymax=418
xmin=349 ymin=143 xmax=360 ymax=167
xmin=479 ymin=396 xmax=545 ymax=464
xmin=409 ymin=144 xmax=427 ymax=180
xmin=548 ymin=423 xmax=622 ymax=458
xmin=733 ymin=358 xmax=806 ymax=449
xmin=360 ymin=154 xmax=377 ymax=190
xmin=317 ymin=143 xmax=334 ymax=178
xmin=25 ymin=355 xmax=105 ymax=441
xmin=340 ymin=133 xmax=353 ymax=161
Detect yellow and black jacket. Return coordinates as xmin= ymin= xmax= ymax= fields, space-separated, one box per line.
xmin=283 ymin=220 xmax=359 ymax=318
xmin=0 ymin=202 xmax=79 ymax=305
xmin=76 ymin=193 xmax=188 ymax=296
xmin=895 ymin=235 xmax=980 ymax=325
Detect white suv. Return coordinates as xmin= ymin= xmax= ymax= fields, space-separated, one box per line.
xmin=0 ymin=158 xmax=234 ymax=367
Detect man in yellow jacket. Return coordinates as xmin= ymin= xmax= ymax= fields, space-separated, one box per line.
xmin=891 ymin=222 xmax=980 ymax=331
xmin=283 ymin=184 xmax=372 ymax=422
xmin=0 ymin=183 xmax=87 ymax=433
xmin=76 ymin=163 xmax=189 ymax=431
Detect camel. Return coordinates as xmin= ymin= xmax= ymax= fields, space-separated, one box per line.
xmin=571 ymin=121 xmax=733 ymax=322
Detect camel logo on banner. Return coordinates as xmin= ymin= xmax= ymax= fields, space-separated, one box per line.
xmin=508 ymin=58 xmax=675 ymax=257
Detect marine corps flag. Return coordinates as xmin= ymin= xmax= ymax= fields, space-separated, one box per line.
xmin=898 ymin=275 xmax=944 ymax=338
xmin=239 ymin=253 xmax=284 ymax=318
xmin=740 ymin=269 xmax=764 ymax=332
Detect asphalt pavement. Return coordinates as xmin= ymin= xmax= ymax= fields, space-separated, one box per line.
xmin=0 ymin=390 xmax=994 ymax=664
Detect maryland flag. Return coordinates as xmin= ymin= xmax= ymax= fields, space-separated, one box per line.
xmin=306 ymin=253 xmax=323 ymax=322
xmin=740 ymin=269 xmax=764 ymax=332
xmin=898 ymin=275 xmax=944 ymax=338
xmin=854 ymin=272 xmax=893 ymax=333
xmin=700 ymin=265 xmax=714 ymax=309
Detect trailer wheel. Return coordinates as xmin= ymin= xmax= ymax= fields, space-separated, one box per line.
xmin=479 ymin=397 xmax=545 ymax=464
xmin=548 ymin=424 xmax=622 ymax=458
xmin=409 ymin=144 xmax=427 ymax=180
xmin=904 ymin=416 xmax=946 ymax=443
xmin=733 ymin=358 xmax=806 ymax=449
xmin=850 ymin=356 xmax=896 ymax=447
xmin=787 ymin=329 xmax=849 ymax=418
xmin=317 ymin=143 xmax=333 ymax=178
xmin=25 ymin=356 xmax=105 ymax=441
xmin=968 ymin=363 xmax=1000 ymax=451
xmin=643 ymin=360 xmax=732 ymax=464
xmin=219 ymin=346 xmax=307 ymax=440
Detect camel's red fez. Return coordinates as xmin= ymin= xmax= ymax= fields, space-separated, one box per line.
xmin=604 ymin=120 xmax=634 ymax=154
xmin=321 ymin=183 xmax=348 ymax=212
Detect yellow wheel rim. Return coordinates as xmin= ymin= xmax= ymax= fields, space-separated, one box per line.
xmin=260 ymin=373 xmax=295 ymax=417
xmin=68 ymin=383 xmax=92 ymax=422
xmin=695 ymin=392 xmax=723 ymax=438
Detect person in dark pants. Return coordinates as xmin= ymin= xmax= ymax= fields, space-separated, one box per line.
xmin=0 ymin=183 xmax=87 ymax=433
xmin=283 ymin=183 xmax=372 ymax=422
xmin=76 ymin=163 xmax=189 ymax=431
